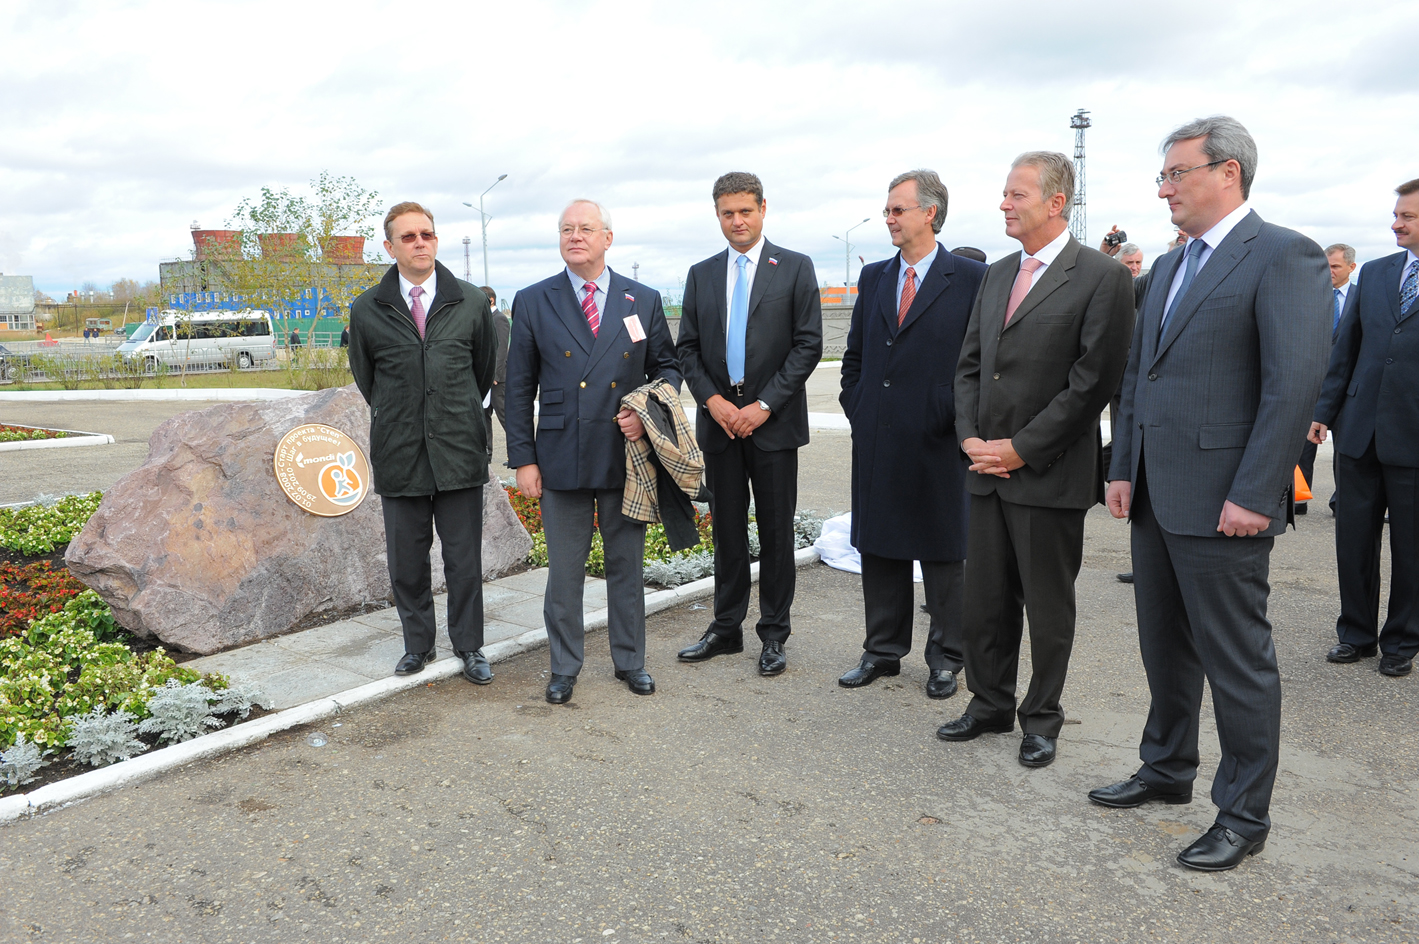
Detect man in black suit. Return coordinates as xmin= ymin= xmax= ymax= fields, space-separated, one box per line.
xmin=941 ymin=151 xmax=1134 ymax=769
xmin=506 ymin=199 xmax=681 ymax=704
xmin=675 ymin=172 xmax=823 ymax=676
xmin=481 ymin=285 xmax=511 ymax=437
xmin=1295 ymin=244 xmax=1357 ymax=515
xmin=1310 ymin=180 xmax=1419 ymax=678
xmin=838 ymin=170 xmax=987 ymax=699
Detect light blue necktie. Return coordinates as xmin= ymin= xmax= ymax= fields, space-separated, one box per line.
xmin=1160 ymin=238 xmax=1206 ymax=338
xmin=727 ymin=254 xmax=749 ymax=384
xmin=1333 ymin=287 xmax=1343 ymax=331
xmin=1401 ymin=260 xmax=1418 ymax=316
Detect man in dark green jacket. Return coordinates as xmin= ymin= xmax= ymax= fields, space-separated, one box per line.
xmin=349 ymin=201 xmax=498 ymax=684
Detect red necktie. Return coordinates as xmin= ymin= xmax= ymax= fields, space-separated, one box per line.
xmin=1004 ymin=258 xmax=1043 ymax=326
xmin=581 ymin=282 xmax=600 ymax=336
xmin=409 ymin=285 xmax=427 ymax=338
xmin=898 ymin=267 xmax=916 ymax=326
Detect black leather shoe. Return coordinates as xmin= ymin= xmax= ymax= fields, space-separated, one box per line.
xmin=677 ymin=630 xmax=744 ymax=662
xmin=394 ymin=649 xmax=435 ymax=676
xmin=458 ymin=649 xmax=492 ymax=685
xmin=838 ymin=658 xmax=901 ymax=688
xmin=1019 ymin=733 xmax=1057 ymax=768
xmin=1176 ymin=823 xmax=1266 ymax=871
xmin=1088 ymin=775 xmax=1192 ymax=808
xmin=936 ymin=713 xmax=1013 ymax=741
xmin=1116 ymin=572 xmax=1134 ymax=584
xmin=1327 ymin=642 xmax=1378 ymax=663
xmin=1294 ymin=501 xmax=1308 ymax=515
xmin=546 ymin=673 xmax=576 ymax=704
xmin=926 ymin=669 xmax=958 ymax=699
xmin=758 ymin=641 xmax=786 ymax=676
xmin=614 ymin=668 xmax=656 ymax=695
xmin=1380 ymin=654 xmax=1414 ymax=677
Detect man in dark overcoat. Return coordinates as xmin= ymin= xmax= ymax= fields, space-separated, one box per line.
xmin=838 ymin=169 xmax=987 ymax=700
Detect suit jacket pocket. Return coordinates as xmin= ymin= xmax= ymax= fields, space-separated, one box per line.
xmin=1347 ymin=380 xmax=1360 ymax=397
xmin=541 ymin=389 xmax=564 ymax=406
xmin=1198 ymin=423 xmax=1253 ymax=449
xmin=1035 ymin=314 xmax=1074 ymax=325
xmin=538 ymin=414 xmax=565 ymax=430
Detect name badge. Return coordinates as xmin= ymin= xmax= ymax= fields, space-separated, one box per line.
xmin=623 ymin=315 xmax=646 ymax=342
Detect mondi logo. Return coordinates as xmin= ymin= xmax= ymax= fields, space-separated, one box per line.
xmin=274 ymin=425 xmax=371 ymax=517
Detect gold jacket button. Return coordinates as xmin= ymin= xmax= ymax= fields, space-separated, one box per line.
xmin=623 ymin=352 xmax=630 ymax=358
xmin=579 ymin=381 xmax=587 ymax=388
xmin=610 ymin=381 xmax=617 ymax=388
xmin=565 ymin=351 xmax=572 ymax=357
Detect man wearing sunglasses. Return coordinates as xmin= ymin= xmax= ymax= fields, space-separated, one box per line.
xmin=348 ymin=201 xmax=499 ymax=686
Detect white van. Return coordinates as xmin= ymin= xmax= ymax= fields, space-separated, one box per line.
xmin=118 ymin=309 xmax=277 ymax=370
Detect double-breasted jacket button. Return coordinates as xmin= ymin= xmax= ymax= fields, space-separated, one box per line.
xmin=579 ymin=381 xmax=587 ymax=388
xmin=610 ymin=382 xmax=617 ymax=388
xmin=564 ymin=351 xmax=572 ymax=357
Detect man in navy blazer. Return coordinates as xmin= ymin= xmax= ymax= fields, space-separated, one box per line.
xmin=838 ymin=169 xmax=986 ymax=699
xmin=675 ymin=172 xmax=823 ymax=677
xmin=1310 ymin=179 xmax=1419 ymax=678
xmin=505 ymin=199 xmax=681 ymax=704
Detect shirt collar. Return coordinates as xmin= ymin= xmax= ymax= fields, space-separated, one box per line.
xmin=1406 ymin=250 xmax=1419 ymax=270
xmin=729 ymin=238 xmax=766 ymax=267
xmin=399 ymin=268 xmax=436 ymax=302
xmin=1026 ymin=227 xmax=1071 ymax=266
xmin=1188 ymin=203 xmax=1250 ymax=253
xmin=900 ymin=241 xmax=939 ymax=276
xmin=566 ymin=266 xmax=609 ymax=296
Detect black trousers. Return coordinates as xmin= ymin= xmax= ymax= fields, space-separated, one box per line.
xmin=381 ymin=487 xmax=484 ymax=655
xmin=1130 ymin=472 xmax=1279 ymax=840
xmin=961 ymin=492 xmax=1086 ymax=738
xmin=1335 ymin=437 xmax=1419 ymax=659
xmin=706 ymin=435 xmax=799 ymax=644
xmin=860 ymin=552 xmax=963 ymax=672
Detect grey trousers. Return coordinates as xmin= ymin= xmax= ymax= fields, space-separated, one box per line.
xmin=540 ymin=487 xmax=646 ymax=676
xmin=1131 ymin=478 xmax=1279 ymax=841
xmin=860 ymin=552 xmax=964 ymax=672
xmin=381 ymin=487 xmax=484 ymax=656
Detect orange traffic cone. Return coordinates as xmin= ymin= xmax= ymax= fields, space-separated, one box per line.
xmin=1294 ymin=466 xmax=1313 ymax=502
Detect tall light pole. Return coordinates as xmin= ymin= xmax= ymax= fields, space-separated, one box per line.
xmin=462 ymin=236 xmax=471 ymax=281
xmin=831 ymin=217 xmax=871 ymax=290
xmin=462 ymin=173 xmax=507 ymax=286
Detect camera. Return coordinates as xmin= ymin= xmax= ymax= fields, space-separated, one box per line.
xmin=1103 ymin=230 xmax=1127 ymax=248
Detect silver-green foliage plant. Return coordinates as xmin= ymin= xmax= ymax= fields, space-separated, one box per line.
xmin=644 ymin=550 xmax=715 ymax=588
xmin=211 ymin=682 xmax=268 ymax=720
xmin=0 ymin=733 xmax=49 ymax=786
xmin=138 ymin=680 xmax=225 ymax=743
xmin=67 ymin=707 xmax=147 ymax=767
xmin=793 ymin=511 xmax=827 ymax=549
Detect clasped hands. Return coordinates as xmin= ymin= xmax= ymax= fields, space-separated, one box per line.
xmin=706 ymin=394 xmax=769 ymax=439
xmin=962 ymin=437 xmax=1024 ymax=478
xmin=1104 ymin=481 xmax=1272 ymax=536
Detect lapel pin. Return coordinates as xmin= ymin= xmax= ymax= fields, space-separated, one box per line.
xmin=624 ymin=293 xmax=635 ymax=302
xmin=768 ymin=258 xmax=778 ymax=266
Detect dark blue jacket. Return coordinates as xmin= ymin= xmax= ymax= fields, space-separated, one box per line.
xmin=1315 ymin=250 xmax=1419 ymax=467
xmin=841 ymin=244 xmax=987 ymax=561
xmin=505 ymin=268 xmax=681 ymax=491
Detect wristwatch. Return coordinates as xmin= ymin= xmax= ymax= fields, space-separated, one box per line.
xmin=757 ymin=399 xmax=771 ymax=412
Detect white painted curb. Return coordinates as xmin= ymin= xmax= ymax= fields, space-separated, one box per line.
xmin=0 ymin=389 xmax=305 ymax=402
xmin=0 ymin=550 xmax=821 ymax=823
xmin=0 ymin=430 xmax=114 ymax=452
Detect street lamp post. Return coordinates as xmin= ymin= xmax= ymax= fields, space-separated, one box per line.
xmin=462 ymin=173 xmax=507 ymax=286
xmin=831 ymin=217 xmax=872 ymax=291
xmin=462 ymin=236 xmax=471 ymax=282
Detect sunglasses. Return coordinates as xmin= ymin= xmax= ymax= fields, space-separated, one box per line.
xmin=397 ymin=231 xmax=438 ymax=244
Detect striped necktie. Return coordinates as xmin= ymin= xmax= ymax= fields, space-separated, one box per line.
xmin=581 ymin=281 xmax=600 ymax=336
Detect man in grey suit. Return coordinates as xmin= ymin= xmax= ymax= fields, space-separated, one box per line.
xmin=940 ymin=151 xmax=1134 ymax=769
xmin=1089 ymin=117 xmax=1331 ymax=871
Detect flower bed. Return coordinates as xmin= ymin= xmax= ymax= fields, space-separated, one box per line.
xmin=0 ymin=424 xmax=69 ymax=443
xmin=0 ymin=492 xmax=103 ymax=556
xmin=0 ymin=561 xmax=85 ymax=638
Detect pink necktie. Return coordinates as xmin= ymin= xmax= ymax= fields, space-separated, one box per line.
xmin=409 ymin=285 xmax=427 ymax=339
xmin=581 ymin=282 xmax=600 ymax=336
xmin=898 ymin=267 xmax=916 ymax=326
xmin=1004 ymin=257 xmax=1044 ymax=326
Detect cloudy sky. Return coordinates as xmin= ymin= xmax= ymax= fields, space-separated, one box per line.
xmin=3 ymin=0 xmax=1415 ymax=303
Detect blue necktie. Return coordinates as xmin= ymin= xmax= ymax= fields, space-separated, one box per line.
xmin=1402 ymin=261 xmax=1418 ymax=316
xmin=1160 ymin=238 xmax=1206 ymax=338
xmin=1333 ymin=287 xmax=1343 ymax=331
xmin=727 ymin=254 xmax=749 ymax=384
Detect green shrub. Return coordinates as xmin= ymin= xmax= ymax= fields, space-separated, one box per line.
xmin=0 ymin=492 xmax=103 ymax=555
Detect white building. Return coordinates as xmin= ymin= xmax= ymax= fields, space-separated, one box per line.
xmin=0 ymin=275 xmax=37 ymax=331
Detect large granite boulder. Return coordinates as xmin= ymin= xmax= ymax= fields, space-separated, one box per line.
xmin=65 ymin=385 xmax=531 ymax=655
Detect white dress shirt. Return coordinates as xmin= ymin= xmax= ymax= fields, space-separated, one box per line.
xmin=725 ymin=237 xmax=766 ymax=342
xmin=1165 ymin=203 xmax=1250 ymax=314
xmin=1336 ymin=279 xmax=1352 ymax=305
xmin=896 ymin=242 xmax=939 ymax=313
xmin=1020 ymin=226 xmax=1071 ymax=286
xmin=399 ymin=269 xmax=437 ymax=317
xmin=1401 ymin=251 xmax=1419 ymax=291
xmin=566 ymin=266 xmax=610 ymax=323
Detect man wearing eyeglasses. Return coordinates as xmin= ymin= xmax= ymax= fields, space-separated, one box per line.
xmin=348 ymin=201 xmax=499 ymax=685
xmin=1090 ymin=117 xmax=1330 ymax=871
xmin=835 ymin=170 xmax=985 ymax=700
xmin=505 ymin=199 xmax=680 ymax=705
xmin=942 ymin=151 xmax=1134 ymax=770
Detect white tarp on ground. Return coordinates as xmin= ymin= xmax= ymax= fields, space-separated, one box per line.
xmin=812 ymin=513 xmax=923 ymax=582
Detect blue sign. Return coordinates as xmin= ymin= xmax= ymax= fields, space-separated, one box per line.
xmin=165 ymin=288 xmax=344 ymax=318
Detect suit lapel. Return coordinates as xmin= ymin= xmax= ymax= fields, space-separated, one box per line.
xmin=747 ymin=239 xmax=781 ymax=319
xmin=898 ymin=242 xmax=951 ymax=334
xmin=1387 ymin=252 xmax=1407 ymax=323
xmin=708 ymin=250 xmax=729 ymax=343
xmin=877 ymin=254 xmax=903 ymax=332
xmin=550 ymin=274 xmax=595 ymax=354
xmin=1141 ymin=247 xmax=1184 ymax=365
xmin=1003 ymin=235 xmax=1077 ymax=332
xmin=586 ymin=270 xmax=631 ymax=374
xmin=1155 ymin=211 xmax=1262 ymax=359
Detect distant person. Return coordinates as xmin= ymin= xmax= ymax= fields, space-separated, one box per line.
xmin=1099 ymin=230 xmax=1148 ymax=583
xmin=348 ymin=201 xmax=498 ymax=686
xmin=837 ymin=169 xmax=986 ymax=700
xmin=1117 ymin=242 xmax=1144 ymax=277
xmin=339 ymin=324 xmax=349 ymax=348
xmin=481 ymin=285 xmax=510 ymax=438
xmin=674 ymin=172 xmax=822 ymax=678
xmin=950 ymin=246 xmax=987 ymax=263
xmin=1296 ymin=243 xmax=1358 ymax=515
xmin=943 ymin=150 xmax=1134 ymax=769
xmin=1310 ymin=180 xmax=1419 ymax=678
xmin=289 ymin=327 xmax=301 ymax=362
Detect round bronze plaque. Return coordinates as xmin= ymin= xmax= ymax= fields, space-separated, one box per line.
xmin=273 ymin=424 xmax=371 ymax=517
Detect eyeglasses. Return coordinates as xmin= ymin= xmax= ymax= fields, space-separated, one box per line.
xmin=397 ymin=231 xmax=437 ymax=244
xmin=882 ymin=205 xmax=923 ymax=218
xmin=560 ymin=224 xmax=604 ymax=237
xmin=1156 ymin=160 xmax=1225 ymax=186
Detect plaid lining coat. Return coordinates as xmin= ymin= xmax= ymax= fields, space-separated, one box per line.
xmin=620 ymin=380 xmax=707 ymax=551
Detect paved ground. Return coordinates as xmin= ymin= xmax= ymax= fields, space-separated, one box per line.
xmin=3 ymin=384 xmax=1416 ymax=942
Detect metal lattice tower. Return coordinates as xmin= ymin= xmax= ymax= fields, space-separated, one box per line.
xmin=1069 ymin=109 xmax=1091 ymax=243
